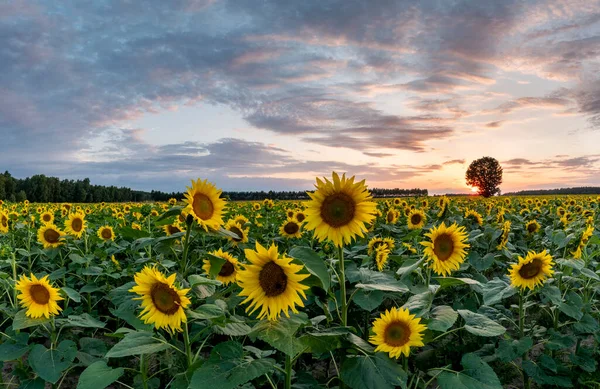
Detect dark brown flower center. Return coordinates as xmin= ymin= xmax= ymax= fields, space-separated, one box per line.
xmin=386 ymin=211 xmax=395 ymax=223
xmin=283 ymin=222 xmax=299 ymax=235
xmin=433 ymin=233 xmax=454 ymax=261
xmin=218 ymin=261 xmax=235 ymax=277
xmin=43 ymin=214 xmax=52 ymax=222
xmin=44 ymin=228 xmax=60 ymax=243
xmin=71 ymin=218 xmax=83 ymax=232
xmin=228 ymin=225 xmax=243 ymax=242
xmin=101 ymin=228 xmax=112 ymax=240
xmin=192 ymin=193 xmax=214 ymax=220
xmin=527 ymin=223 xmax=537 ymax=233
xmin=259 ymin=261 xmax=288 ymax=297
xmin=519 ymin=258 xmax=542 ymax=279
xmin=151 ymin=283 xmax=181 ymax=315
xmin=30 ymin=284 xmax=50 ymax=304
xmin=287 ymin=210 xmax=294 ymax=218
xmin=410 ymin=214 xmax=422 ymax=225
xmin=384 ymin=321 xmax=411 ymax=347
xmin=167 ymin=225 xmax=181 ymax=235
xmin=296 ymin=213 xmax=305 ymax=222
xmin=320 ymin=193 xmax=355 ymax=227
xmin=1 ymin=215 xmax=7 ymax=227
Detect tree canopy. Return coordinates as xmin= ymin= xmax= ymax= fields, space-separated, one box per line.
xmin=465 ymin=157 xmax=503 ymax=198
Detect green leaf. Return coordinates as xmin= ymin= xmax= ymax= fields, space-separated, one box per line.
xmin=356 ymin=277 xmax=409 ymax=293
xmin=79 ymin=338 xmax=107 ymax=357
xmin=80 ymin=283 xmax=102 ymax=293
xmin=61 ymin=287 xmax=82 ymax=303
xmin=573 ymin=314 xmax=599 ymax=334
xmin=105 ymin=331 xmax=170 ymax=358
xmin=188 ymin=275 xmax=221 ymax=298
xmin=522 ymin=360 xmax=573 ymax=387
xmin=541 ymin=285 xmax=562 ymax=305
xmin=65 ymin=314 xmax=106 ymax=328
xmin=580 ymin=268 xmax=600 ymax=281
xmin=81 ymin=266 xmax=104 ymax=276
xmin=341 ymin=354 xmax=407 ymax=389
xmin=299 ymin=328 xmax=348 ymax=354
xmin=495 ymin=337 xmax=533 ymax=362
xmin=556 ymin=258 xmax=584 ymax=270
xmin=250 ymin=314 xmax=308 ymax=356
xmin=0 ymin=332 xmax=30 ymax=362
xmin=434 ymin=353 xmax=502 ymax=389
xmin=468 ymin=252 xmax=495 ymax=272
xmin=76 ymin=361 xmax=124 ymax=389
xmin=203 ymin=253 xmax=226 ymax=278
xmin=402 ymin=291 xmax=433 ymax=317
xmin=353 ymin=289 xmax=385 ymax=311
xmin=481 ymin=278 xmax=516 ymax=306
xmin=187 ymin=303 xmax=226 ymax=321
xmin=434 ymin=277 xmax=482 ymax=291
xmin=12 ymin=309 xmax=50 ymax=330
xmin=458 ymin=310 xmax=506 ymax=337
xmin=156 ymin=206 xmax=183 ymax=222
xmin=212 ymin=322 xmax=252 ymax=336
xmin=289 ymin=247 xmax=331 ymax=291
xmin=427 ymin=306 xmax=458 ymax=332
xmin=557 ymin=291 xmax=583 ymax=320
xmin=396 ymin=257 xmax=425 ymax=278
xmin=29 ymin=340 xmax=77 ymax=384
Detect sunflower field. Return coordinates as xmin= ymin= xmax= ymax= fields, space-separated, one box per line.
xmin=0 ymin=173 xmax=599 ymax=389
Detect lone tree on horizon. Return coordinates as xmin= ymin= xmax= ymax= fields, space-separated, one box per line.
xmin=466 ymin=157 xmax=503 ymax=198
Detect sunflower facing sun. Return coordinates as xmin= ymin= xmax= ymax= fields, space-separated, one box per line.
xmin=38 ymin=223 xmax=65 ymax=249
xmin=203 ymin=248 xmax=240 ymax=285
xmin=64 ymin=212 xmax=87 ymax=238
xmin=508 ymin=250 xmax=554 ymax=290
xmin=237 ymin=242 xmax=309 ymax=320
xmin=407 ymin=209 xmax=426 ymax=230
xmin=421 ymin=222 xmax=469 ymax=276
xmin=370 ymin=307 xmax=426 ymax=358
xmin=15 ymin=274 xmax=63 ymax=318
xmin=304 ymin=172 xmax=377 ymax=247
xmin=97 ymin=225 xmax=115 ymax=241
xmin=280 ymin=218 xmax=302 ymax=238
xmin=183 ymin=178 xmax=227 ymax=231
xmin=130 ymin=266 xmax=191 ymax=333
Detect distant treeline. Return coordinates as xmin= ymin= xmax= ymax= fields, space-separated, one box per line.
xmin=0 ymin=171 xmax=428 ymax=203
xmin=505 ymin=187 xmax=600 ymax=196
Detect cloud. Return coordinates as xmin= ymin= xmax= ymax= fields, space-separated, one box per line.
xmin=484 ymin=97 xmax=572 ymax=115
xmin=443 ymin=159 xmax=465 ymax=165
xmin=485 ymin=121 xmax=505 ymax=128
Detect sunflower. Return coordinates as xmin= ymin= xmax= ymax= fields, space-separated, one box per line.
xmin=375 ymin=246 xmax=390 ymax=271
xmin=556 ymin=207 xmax=566 ymax=217
xmin=497 ymin=221 xmax=511 ymax=250
xmin=129 ymin=266 xmax=191 ymax=333
xmin=393 ymin=198 xmax=402 ymax=206
xmin=40 ymin=211 xmax=54 ymax=224
xmin=0 ymin=212 xmax=9 ymax=234
xmin=168 ymin=198 xmax=177 ymax=206
xmin=508 ymin=250 xmax=554 ymax=290
xmin=237 ymin=242 xmax=310 ymax=320
xmin=163 ymin=223 xmax=183 ymax=236
xmin=385 ymin=209 xmax=399 ymax=224
xmin=97 ymin=226 xmax=115 ymax=241
xmin=15 ymin=274 xmax=63 ymax=318
xmin=370 ymin=307 xmax=426 ymax=358
xmin=233 ymin=214 xmax=249 ymax=226
xmin=421 ymin=223 xmax=469 ymax=277
xmin=280 ymin=218 xmax=302 ymax=238
xmin=286 ymin=209 xmax=295 ymax=218
xmin=525 ymin=220 xmax=540 ymax=235
xmin=253 ymin=203 xmax=261 ymax=211
xmin=224 ymin=220 xmax=249 ymax=245
xmin=38 ymin=223 xmax=65 ymax=249
xmin=294 ymin=210 xmax=306 ymax=223
xmin=368 ymin=237 xmax=395 ymax=255
xmin=182 ymin=178 xmax=226 ymax=231
xmin=202 ymin=249 xmax=240 ymax=285
xmin=305 ymin=172 xmax=377 ymax=247
xmin=64 ymin=212 xmax=86 ymax=238
xmin=572 ymin=225 xmax=594 ymax=259
xmin=464 ymin=209 xmax=483 ymax=225
xmin=132 ymin=222 xmax=142 ymax=231
xmin=407 ymin=209 xmax=426 ymax=230
xmin=402 ymin=242 xmax=417 ymax=254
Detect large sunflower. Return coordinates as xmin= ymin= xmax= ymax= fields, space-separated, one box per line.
xmin=129 ymin=266 xmax=191 ymax=333
xmin=224 ymin=220 xmax=249 ymax=245
xmin=407 ymin=209 xmax=426 ymax=230
xmin=97 ymin=226 xmax=115 ymax=241
xmin=304 ymin=172 xmax=377 ymax=247
xmin=64 ymin=212 xmax=86 ymax=238
xmin=370 ymin=307 xmax=426 ymax=358
xmin=38 ymin=223 xmax=65 ymax=249
xmin=202 ymin=248 xmax=240 ymax=285
xmin=421 ymin=223 xmax=469 ymax=276
xmin=15 ymin=274 xmax=63 ymax=318
xmin=237 ymin=242 xmax=309 ymax=320
xmin=508 ymin=250 xmax=554 ymax=290
xmin=280 ymin=218 xmax=302 ymax=238
xmin=182 ymin=178 xmax=226 ymax=231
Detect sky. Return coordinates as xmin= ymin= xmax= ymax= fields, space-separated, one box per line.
xmin=1 ymin=0 xmax=600 ymax=194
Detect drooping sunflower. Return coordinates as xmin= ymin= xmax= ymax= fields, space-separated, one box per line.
xmin=15 ymin=274 xmax=63 ymax=318
xmin=132 ymin=222 xmax=142 ymax=231
xmin=368 ymin=237 xmax=395 ymax=255
xmin=525 ymin=220 xmax=540 ymax=235
xmin=163 ymin=223 xmax=183 ymax=236
xmin=464 ymin=209 xmax=483 ymax=225
xmin=233 ymin=214 xmax=249 ymax=226
xmin=375 ymin=246 xmax=390 ymax=271
xmin=280 ymin=218 xmax=302 ymax=238
xmin=385 ymin=209 xmax=399 ymax=224
xmin=64 ymin=212 xmax=86 ymax=238
xmin=497 ymin=221 xmax=511 ymax=250
xmin=407 ymin=209 xmax=426 ymax=230
xmin=402 ymin=242 xmax=417 ymax=254
xmin=572 ymin=225 xmax=594 ymax=259
xmin=0 ymin=212 xmax=9 ymax=234
xmin=370 ymin=307 xmax=426 ymax=359
xmin=40 ymin=211 xmax=54 ymax=224
xmin=38 ymin=223 xmax=65 ymax=249
xmin=202 ymin=249 xmax=240 ymax=285
xmin=437 ymin=197 xmax=450 ymax=218
xmin=421 ymin=223 xmax=469 ymax=276
xmin=305 ymin=172 xmax=377 ymax=247
xmin=97 ymin=226 xmax=115 ymax=241
xmin=182 ymin=178 xmax=226 ymax=231
xmin=237 ymin=242 xmax=310 ymax=320
xmin=129 ymin=266 xmax=191 ymax=333
xmin=508 ymin=250 xmax=554 ymax=290
xmin=224 ymin=220 xmax=249 ymax=245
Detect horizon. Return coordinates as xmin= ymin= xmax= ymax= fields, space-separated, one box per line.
xmin=2 ymin=1 xmax=600 ymax=194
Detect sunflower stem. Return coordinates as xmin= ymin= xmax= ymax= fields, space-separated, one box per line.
xmin=140 ymin=354 xmax=149 ymax=389
xmin=519 ymin=290 xmax=530 ymax=389
xmin=183 ymin=322 xmax=193 ymax=368
xmin=284 ymin=354 xmax=293 ymax=389
xmin=11 ymin=251 xmax=17 ymax=309
xmin=337 ymin=245 xmax=347 ymax=327
xmin=180 ymin=222 xmax=193 ymax=277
